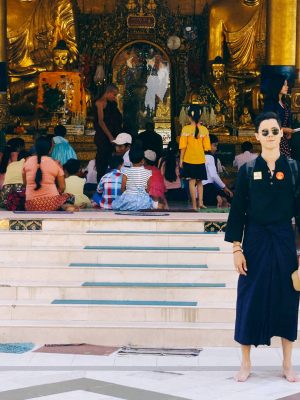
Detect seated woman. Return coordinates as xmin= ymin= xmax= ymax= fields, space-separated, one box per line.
xmin=0 ymin=137 xmax=25 ymax=189
xmin=159 ymin=141 xmax=188 ymax=202
xmin=0 ymin=150 xmax=30 ymax=210
xmin=144 ymin=149 xmax=168 ymax=209
xmin=22 ymin=136 xmax=74 ymax=211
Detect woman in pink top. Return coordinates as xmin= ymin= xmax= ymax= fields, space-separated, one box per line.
xmin=22 ymin=136 xmax=73 ymax=211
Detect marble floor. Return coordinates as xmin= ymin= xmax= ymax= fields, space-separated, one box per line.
xmin=0 ymin=347 xmax=299 ymax=400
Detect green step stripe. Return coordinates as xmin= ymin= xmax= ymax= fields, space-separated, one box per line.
xmin=52 ymin=299 xmax=198 ymax=306
xmin=86 ymin=230 xmax=217 ymax=235
xmin=69 ymin=263 xmax=208 ymax=269
xmin=84 ymin=246 xmax=220 ymax=251
xmin=81 ymin=282 xmax=226 ymax=288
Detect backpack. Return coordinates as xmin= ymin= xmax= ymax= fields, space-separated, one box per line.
xmin=245 ymin=158 xmax=300 ymax=197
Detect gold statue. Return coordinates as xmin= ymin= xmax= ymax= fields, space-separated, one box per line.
xmin=209 ymin=0 xmax=266 ymax=76
xmin=239 ymin=106 xmax=253 ymax=127
xmin=37 ymin=41 xmax=86 ymax=117
xmin=210 ymin=57 xmax=231 ymax=103
xmin=214 ymin=104 xmax=226 ymax=127
xmin=7 ymin=0 xmax=77 ymax=113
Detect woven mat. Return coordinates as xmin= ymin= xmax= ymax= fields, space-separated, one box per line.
xmin=115 ymin=211 xmax=170 ymax=216
xmin=34 ymin=343 xmax=119 ymax=356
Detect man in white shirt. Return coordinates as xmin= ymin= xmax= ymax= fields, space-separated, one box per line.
xmin=233 ymin=141 xmax=257 ymax=170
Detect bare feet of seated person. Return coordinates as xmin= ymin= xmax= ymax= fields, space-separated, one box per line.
xmin=235 ymin=364 xmax=251 ymax=382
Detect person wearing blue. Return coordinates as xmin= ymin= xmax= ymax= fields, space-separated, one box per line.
xmin=51 ymin=125 xmax=77 ymax=165
xmin=112 ymin=142 xmax=156 ymax=211
xmin=225 ymin=112 xmax=300 ymax=383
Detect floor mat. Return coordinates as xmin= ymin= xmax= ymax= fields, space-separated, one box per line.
xmin=117 ymin=346 xmax=202 ymax=356
xmin=34 ymin=343 xmax=119 ymax=356
xmin=0 ymin=343 xmax=35 ymax=353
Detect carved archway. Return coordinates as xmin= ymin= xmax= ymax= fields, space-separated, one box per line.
xmin=110 ymin=40 xmax=172 ymax=138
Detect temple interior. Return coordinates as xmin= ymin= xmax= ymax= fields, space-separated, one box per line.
xmin=0 ymin=0 xmax=299 ymax=164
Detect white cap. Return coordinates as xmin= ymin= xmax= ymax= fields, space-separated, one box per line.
xmin=112 ymin=132 xmax=132 ymax=145
xmin=144 ymin=149 xmax=156 ymax=162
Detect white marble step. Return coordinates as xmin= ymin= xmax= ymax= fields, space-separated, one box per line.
xmin=0 ymin=247 xmax=233 ymax=265
xmin=0 ymin=282 xmax=237 ymax=302
xmin=0 ymin=266 xmax=238 ymax=284
xmin=0 ymin=320 xmax=296 ymax=347
xmin=0 ymin=231 xmax=230 ymax=249
xmin=0 ymin=300 xmax=236 ymax=323
xmin=42 ymin=218 xmax=207 ymax=233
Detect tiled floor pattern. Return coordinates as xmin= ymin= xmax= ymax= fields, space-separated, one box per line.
xmin=0 ymin=348 xmax=299 ymax=400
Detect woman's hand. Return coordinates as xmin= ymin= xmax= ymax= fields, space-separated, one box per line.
xmin=179 ymin=160 xmax=183 ymax=169
xmin=234 ymin=251 xmax=247 ymax=275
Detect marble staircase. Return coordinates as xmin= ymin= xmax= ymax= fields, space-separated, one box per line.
xmin=0 ymin=211 xmax=296 ymax=348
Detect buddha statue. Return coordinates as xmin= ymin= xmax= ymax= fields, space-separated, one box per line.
xmin=208 ymin=0 xmax=266 ymax=77
xmin=7 ymin=0 xmax=77 ymax=114
xmin=37 ymin=41 xmax=86 ymax=117
xmin=211 ymin=103 xmax=229 ymax=134
xmin=210 ymin=57 xmax=231 ymax=103
xmin=238 ymin=106 xmax=253 ymax=128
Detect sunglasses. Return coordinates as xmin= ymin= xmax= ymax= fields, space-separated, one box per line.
xmin=261 ymin=128 xmax=280 ymax=137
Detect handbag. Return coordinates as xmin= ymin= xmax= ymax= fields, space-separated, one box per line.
xmin=291 ymin=269 xmax=300 ymax=291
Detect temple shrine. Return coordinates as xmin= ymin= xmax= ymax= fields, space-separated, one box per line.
xmin=0 ymin=0 xmax=299 ymax=163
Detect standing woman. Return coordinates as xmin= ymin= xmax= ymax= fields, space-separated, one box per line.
xmin=94 ymin=84 xmax=123 ymax=181
xmin=179 ymin=104 xmax=211 ymax=210
xmin=263 ymin=75 xmax=294 ymax=157
xmin=225 ymin=112 xmax=300 ymax=382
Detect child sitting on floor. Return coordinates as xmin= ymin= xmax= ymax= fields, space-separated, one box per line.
xmin=92 ymin=155 xmax=124 ymax=209
xmin=144 ymin=149 xmax=168 ymax=209
xmin=112 ymin=142 xmax=157 ymax=211
xmin=63 ymin=158 xmax=90 ymax=208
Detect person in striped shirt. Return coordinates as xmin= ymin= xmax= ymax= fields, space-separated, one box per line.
xmin=92 ymin=155 xmax=123 ymax=209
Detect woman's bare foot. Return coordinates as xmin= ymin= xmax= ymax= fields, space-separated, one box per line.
xmin=199 ymin=203 xmax=207 ymax=209
xmin=234 ymin=364 xmax=251 ymax=382
xmin=283 ymin=365 xmax=300 ymax=382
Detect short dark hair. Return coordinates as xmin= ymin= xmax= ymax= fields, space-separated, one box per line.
xmin=129 ymin=141 xmax=144 ymax=164
xmin=254 ymin=112 xmax=281 ymax=132
xmin=110 ymin=154 xmax=124 ymax=169
xmin=209 ymin=134 xmax=218 ymax=145
xmin=54 ymin=124 xmax=67 ymax=137
xmin=145 ymin=121 xmax=155 ymax=131
xmin=63 ymin=158 xmax=81 ymax=175
xmin=241 ymin=141 xmax=253 ymax=152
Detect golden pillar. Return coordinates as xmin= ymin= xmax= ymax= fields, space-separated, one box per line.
xmin=295 ymin=1 xmax=300 ymax=83
xmin=267 ymin=0 xmax=297 ymax=66
xmin=0 ymin=0 xmax=9 ymax=127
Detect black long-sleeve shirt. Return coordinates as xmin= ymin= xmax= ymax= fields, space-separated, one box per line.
xmin=225 ymin=155 xmax=300 ymax=243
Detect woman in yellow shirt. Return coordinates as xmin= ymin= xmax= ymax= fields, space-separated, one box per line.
xmin=179 ymin=105 xmax=211 ymax=210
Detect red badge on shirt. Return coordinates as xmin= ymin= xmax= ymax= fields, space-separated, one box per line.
xmin=276 ymin=171 xmax=284 ymax=180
